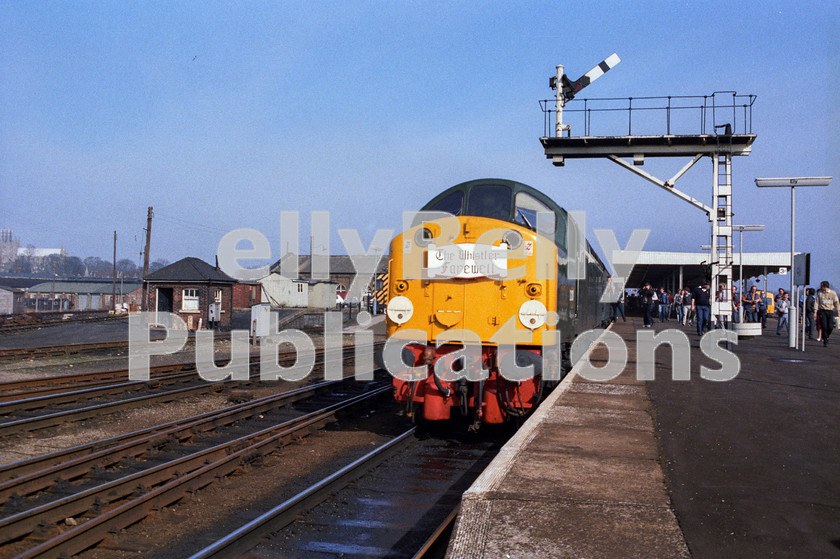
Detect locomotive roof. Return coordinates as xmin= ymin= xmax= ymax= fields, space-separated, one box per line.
xmin=418 ymin=178 xmax=608 ymax=272
xmin=420 ymin=178 xmax=568 ymax=218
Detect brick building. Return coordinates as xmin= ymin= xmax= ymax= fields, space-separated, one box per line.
xmin=232 ymin=281 xmax=261 ymax=310
xmin=145 ymin=257 xmax=237 ymax=330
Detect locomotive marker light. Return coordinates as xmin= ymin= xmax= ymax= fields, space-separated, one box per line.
xmin=755 ymin=176 xmax=832 ymax=349
xmin=518 ymin=299 xmax=548 ymax=330
xmin=386 ymin=296 xmax=414 ymax=324
xmin=550 ymin=52 xmax=621 ymax=136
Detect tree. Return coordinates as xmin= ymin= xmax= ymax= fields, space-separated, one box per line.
xmin=15 ymin=256 xmax=32 ymax=274
xmin=83 ymin=257 xmax=111 ymax=275
xmin=63 ymin=256 xmax=86 ymax=277
xmin=116 ymin=258 xmax=139 ymax=278
xmin=149 ymin=259 xmax=170 ymax=274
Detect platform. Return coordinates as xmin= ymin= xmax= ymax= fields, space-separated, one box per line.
xmin=446 ymin=318 xmax=840 ymax=558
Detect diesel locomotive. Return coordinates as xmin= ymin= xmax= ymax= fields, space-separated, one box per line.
xmin=385 ymin=178 xmax=609 ymax=427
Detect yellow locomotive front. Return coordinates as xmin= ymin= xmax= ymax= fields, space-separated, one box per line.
xmin=385 ymin=179 xmax=568 ymax=427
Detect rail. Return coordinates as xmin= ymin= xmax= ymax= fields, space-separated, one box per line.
xmin=188 ymin=428 xmax=416 ymax=559
xmin=2 ymin=384 xmax=393 ymax=558
xmin=0 ymin=378 xmax=354 ymax=503
xmin=0 ymin=342 xmax=383 ymax=436
xmin=540 ymin=92 xmax=756 ymax=138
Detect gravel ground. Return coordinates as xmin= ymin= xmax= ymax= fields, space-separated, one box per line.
xmin=78 ymin=398 xmax=409 ymax=559
xmin=1 ymin=313 xmax=395 ymax=558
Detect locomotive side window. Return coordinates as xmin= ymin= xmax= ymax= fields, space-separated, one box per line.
xmin=427 ymin=190 xmax=464 ymax=216
xmin=466 ymin=184 xmax=511 ymax=221
xmin=514 ymin=191 xmax=554 ymax=232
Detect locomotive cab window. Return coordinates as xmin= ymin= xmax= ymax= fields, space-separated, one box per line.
xmin=514 ymin=191 xmax=554 ymax=232
xmin=427 ymin=190 xmax=464 ymax=216
xmin=467 ymin=184 xmax=511 ymax=221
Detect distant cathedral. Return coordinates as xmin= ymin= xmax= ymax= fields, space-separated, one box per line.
xmin=0 ymin=229 xmax=20 ymax=271
xmin=0 ymin=228 xmax=65 ymax=273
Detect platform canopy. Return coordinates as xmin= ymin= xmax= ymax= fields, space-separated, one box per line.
xmin=618 ymin=251 xmax=795 ymax=289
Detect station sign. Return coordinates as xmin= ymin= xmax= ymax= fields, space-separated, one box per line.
xmin=794 ymin=253 xmax=810 ymax=286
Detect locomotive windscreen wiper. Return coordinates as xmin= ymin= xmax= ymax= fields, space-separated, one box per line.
xmin=516 ymin=208 xmax=534 ymax=230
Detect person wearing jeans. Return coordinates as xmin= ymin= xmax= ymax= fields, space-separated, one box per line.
xmin=776 ymin=293 xmax=790 ymax=336
xmin=691 ymin=282 xmax=712 ymax=336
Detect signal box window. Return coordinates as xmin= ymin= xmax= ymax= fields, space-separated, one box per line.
xmin=182 ymin=289 xmax=199 ymax=312
xmin=514 ymin=191 xmax=554 ymax=232
xmin=467 ymin=184 xmax=511 ymax=221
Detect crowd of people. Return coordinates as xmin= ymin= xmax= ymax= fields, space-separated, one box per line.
xmin=614 ymin=280 xmax=839 ymax=346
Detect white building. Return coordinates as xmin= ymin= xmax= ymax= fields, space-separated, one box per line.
xmin=259 ymin=273 xmax=308 ymax=308
xmin=258 ymin=273 xmax=339 ymax=309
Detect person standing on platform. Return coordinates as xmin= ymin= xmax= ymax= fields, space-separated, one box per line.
xmin=776 ymin=292 xmax=791 ymax=336
xmin=674 ymin=289 xmax=684 ymax=325
xmin=682 ymin=289 xmax=693 ymax=326
xmin=804 ymin=288 xmax=816 ymax=339
xmin=612 ymin=290 xmax=626 ymax=322
xmin=755 ymin=290 xmax=765 ymax=325
xmin=640 ymin=282 xmax=655 ymax=328
xmin=657 ymin=287 xmax=668 ymax=322
xmin=814 ymin=281 xmax=840 ymax=347
xmin=691 ymin=282 xmax=712 ymax=336
xmin=731 ymin=284 xmax=740 ymax=324
xmin=760 ymin=291 xmax=772 ymax=328
xmin=743 ymin=285 xmax=760 ymax=323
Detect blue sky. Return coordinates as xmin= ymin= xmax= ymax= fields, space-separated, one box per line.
xmin=1 ymin=1 xmax=838 ymax=288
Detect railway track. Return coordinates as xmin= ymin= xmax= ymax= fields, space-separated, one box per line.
xmin=0 ymin=342 xmax=382 ymax=437
xmin=0 ymin=340 xmax=133 ymax=362
xmin=0 ymin=332 xmax=236 ymax=363
xmin=0 ymin=336 xmax=484 ymax=559
xmin=0 ymin=362 xmax=199 ymax=403
xmin=189 ymin=428 xmax=418 ymax=559
xmin=0 ymin=312 xmax=124 ymax=335
xmin=0 ymin=378 xmax=354 ymax=503
xmin=0 ymin=375 xmax=393 ymax=558
xmin=190 ymin=425 xmax=503 ymax=559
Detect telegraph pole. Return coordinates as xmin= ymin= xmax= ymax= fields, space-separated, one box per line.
xmin=112 ymin=230 xmax=117 ymax=312
xmin=141 ymin=207 xmax=153 ymax=311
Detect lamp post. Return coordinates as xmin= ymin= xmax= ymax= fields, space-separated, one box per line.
xmin=733 ymin=225 xmax=765 ymax=323
xmin=755 ymin=177 xmax=832 ymax=348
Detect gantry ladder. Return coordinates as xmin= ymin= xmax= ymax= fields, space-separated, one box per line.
xmin=711 ymin=153 xmax=734 ymax=320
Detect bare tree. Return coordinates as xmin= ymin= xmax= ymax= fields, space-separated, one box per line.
xmin=116 ymin=258 xmax=139 ymax=277
xmin=148 ymin=259 xmax=170 ymax=274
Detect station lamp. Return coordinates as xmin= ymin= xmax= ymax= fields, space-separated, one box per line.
xmin=755 ymin=176 xmax=832 ymax=348
xmin=732 ymin=225 xmax=765 ymax=323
